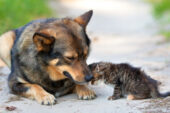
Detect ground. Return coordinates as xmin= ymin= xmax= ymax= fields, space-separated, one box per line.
xmin=0 ymin=0 xmax=170 ymax=113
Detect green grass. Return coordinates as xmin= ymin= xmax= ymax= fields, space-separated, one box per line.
xmin=161 ymin=31 xmax=170 ymax=40
xmin=0 ymin=0 xmax=53 ymax=35
xmin=147 ymin=0 xmax=170 ymax=40
xmin=151 ymin=0 xmax=170 ymax=18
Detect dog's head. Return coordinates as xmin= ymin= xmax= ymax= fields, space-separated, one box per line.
xmin=33 ymin=10 xmax=93 ymax=84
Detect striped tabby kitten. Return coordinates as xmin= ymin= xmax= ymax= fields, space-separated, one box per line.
xmin=89 ymin=62 xmax=169 ymax=100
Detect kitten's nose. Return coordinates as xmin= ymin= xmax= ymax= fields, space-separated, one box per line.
xmin=85 ymin=75 xmax=94 ymax=82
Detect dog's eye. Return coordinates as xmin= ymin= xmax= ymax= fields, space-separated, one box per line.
xmin=65 ymin=56 xmax=75 ymax=61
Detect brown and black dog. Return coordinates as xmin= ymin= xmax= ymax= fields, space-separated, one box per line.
xmin=0 ymin=10 xmax=96 ymax=105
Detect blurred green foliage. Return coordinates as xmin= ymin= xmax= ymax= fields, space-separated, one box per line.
xmin=149 ymin=0 xmax=170 ymax=18
xmin=148 ymin=0 xmax=170 ymax=40
xmin=0 ymin=0 xmax=53 ymax=34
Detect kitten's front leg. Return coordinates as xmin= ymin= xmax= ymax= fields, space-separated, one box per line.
xmin=108 ymin=84 xmax=122 ymax=100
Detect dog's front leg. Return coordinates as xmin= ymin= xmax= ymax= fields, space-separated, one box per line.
xmin=75 ymin=85 xmax=96 ymax=100
xmin=10 ymin=82 xmax=57 ymax=105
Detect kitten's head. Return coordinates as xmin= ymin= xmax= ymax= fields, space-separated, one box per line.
xmin=88 ymin=62 xmax=109 ymax=84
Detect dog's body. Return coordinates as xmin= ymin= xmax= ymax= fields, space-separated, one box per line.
xmin=0 ymin=11 xmax=96 ymax=105
xmin=89 ymin=62 xmax=170 ymax=100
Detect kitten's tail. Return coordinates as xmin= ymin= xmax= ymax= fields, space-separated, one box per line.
xmin=151 ymin=90 xmax=170 ymax=98
xmin=160 ymin=92 xmax=170 ymax=98
xmin=148 ymin=77 xmax=170 ymax=98
xmin=150 ymin=84 xmax=170 ymax=98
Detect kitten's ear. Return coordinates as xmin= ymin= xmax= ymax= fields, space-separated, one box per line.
xmin=88 ymin=63 xmax=97 ymax=70
xmin=74 ymin=10 xmax=93 ymax=28
xmin=95 ymin=64 xmax=107 ymax=73
xmin=33 ymin=31 xmax=55 ymax=52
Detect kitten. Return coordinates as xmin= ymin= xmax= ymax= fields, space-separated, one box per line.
xmin=89 ymin=62 xmax=169 ymax=100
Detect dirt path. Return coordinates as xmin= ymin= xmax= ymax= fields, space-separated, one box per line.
xmin=41 ymin=0 xmax=170 ymax=112
xmin=0 ymin=0 xmax=170 ymax=113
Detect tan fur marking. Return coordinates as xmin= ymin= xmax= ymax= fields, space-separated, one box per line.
xmin=24 ymin=84 xmax=56 ymax=104
xmin=64 ymin=51 xmax=78 ymax=58
xmin=0 ymin=31 xmax=16 ymax=67
xmin=49 ymin=59 xmax=59 ymax=65
xmin=127 ymin=94 xmax=135 ymax=100
xmin=57 ymin=64 xmax=85 ymax=82
xmin=47 ymin=65 xmax=67 ymax=81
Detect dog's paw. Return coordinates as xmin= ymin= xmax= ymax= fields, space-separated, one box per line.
xmin=76 ymin=85 xmax=96 ymax=100
xmin=35 ymin=91 xmax=57 ymax=105
xmin=78 ymin=89 xmax=96 ymax=100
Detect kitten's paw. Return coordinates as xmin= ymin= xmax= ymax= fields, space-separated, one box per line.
xmin=108 ymin=96 xmax=118 ymax=100
xmin=127 ymin=94 xmax=135 ymax=100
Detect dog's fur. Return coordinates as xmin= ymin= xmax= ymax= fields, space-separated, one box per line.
xmin=89 ymin=62 xmax=170 ymax=100
xmin=0 ymin=10 xmax=96 ymax=105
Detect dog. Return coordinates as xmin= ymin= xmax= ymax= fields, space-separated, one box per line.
xmin=0 ymin=10 xmax=96 ymax=105
xmin=89 ymin=62 xmax=170 ymax=100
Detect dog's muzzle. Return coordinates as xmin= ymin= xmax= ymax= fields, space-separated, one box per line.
xmin=63 ymin=71 xmax=93 ymax=84
xmin=84 ymin=75 xmax=94 ymax=82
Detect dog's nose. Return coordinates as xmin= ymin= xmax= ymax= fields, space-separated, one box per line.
xmin=85 ymin=75 xmax=94 ymax=82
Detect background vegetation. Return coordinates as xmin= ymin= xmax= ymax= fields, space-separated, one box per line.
xmin=0 ymin=0 xmax=53 ymax=34
xmin=148 ymin=0 xmax=170 ymax=40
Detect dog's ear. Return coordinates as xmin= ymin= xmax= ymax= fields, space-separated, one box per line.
xmin=74 ymin=10 xmax=93 ymax=28
xmin=33 ymin=32 xmax=55 ymax=52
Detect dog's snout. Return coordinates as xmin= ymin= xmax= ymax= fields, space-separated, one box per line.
xmin=85 ymin=75 xmax=94 ymax=82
